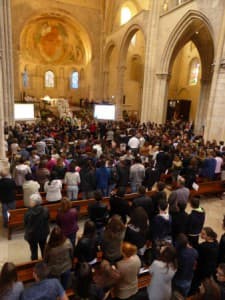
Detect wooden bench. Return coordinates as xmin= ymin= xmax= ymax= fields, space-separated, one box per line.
xmin=8 ymin=192 xmax=147 ymax=240
xmin=16 ymin=259 xmax=151 ymax=299
xmin=190 ymin=180 xmax=225 ymax=198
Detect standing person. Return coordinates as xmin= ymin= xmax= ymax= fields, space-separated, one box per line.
xmin=128 ymin=131 xmax=140 ymax=155
xmin=132 ymin=185 xmax=154 ymax=221
xmin=74 ymin=220 xmax=98 ymax=264
xmin=64 ymin=161 xmax=80 ymax=200
xmin=112 ymin=242 xmax=141 ymax=300
xmin=96 ymin=160 xmax=110 ymax=197
xmin=116 ymin=159 xmax=130 ymax=190
xmin=35 ymin=160 xmax=50 ymax=191
xmin=173 ymin=234 xmax=198 ymax=298
xmin=22 ymin=173 xmax=40 ymax=207
xmin=168 ymin=176 xmax=190 ymax=214
xmin=109 ymin=187 xmax=129 ymax=224
xmin=186 ymin=197 xmax=205 ymax=249
xmin=0 ymin=262 xmax=24 ymax=300
xmin=218 ymin=215 xmax=225 ymax=264
xmin=129 ymin=157 xmax=145 ymax=193
xmin=21 ymin=262 xmax=68 ymax=300
xmin=44 ymin=226 xmax=73 ymax=290
xmin=88 ymin=190 xmax=109 ymax=245
xmin=102 ymin=215 xmax=126 ymax=263
xmin=24 ymin=194 xmax=49 ymax=260
xmin=44 ymin=171 xmax=62 ymax=203
xmin=56 ymin=197 xmax=79 ymax=252
xmin=0 ymin=169 xmax=17 ymax=228
xmin=191 ymin=227 xmax=219 ymax=294
xmin=14 ymin=157 xmax=31 ymax=192
xmin=147 ymin=245 xmax=177 ymax=300
xmin=80 ymin=160 xmax=96 ymax=199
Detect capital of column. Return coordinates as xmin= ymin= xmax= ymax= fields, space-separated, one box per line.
xmin=156 ymin=72 xmax=171 ymax=80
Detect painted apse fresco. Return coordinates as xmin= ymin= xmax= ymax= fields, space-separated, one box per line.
xmin=22 ymin=17 xmax=85 ymax=65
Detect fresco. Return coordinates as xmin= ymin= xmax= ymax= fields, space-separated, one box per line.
xmin=22 ymin=18 xmax=85 ymax=65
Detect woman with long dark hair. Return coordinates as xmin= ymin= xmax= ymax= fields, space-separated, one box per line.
xmin=44 ymin=226 xmax=73 ymax=289
xmin=0 ymin=262 xmax=24 ymax=300
xmin=74 ymin=220 xmax=98 ymax=264
xmin=124 ymin=206 xmax=149 ymax=256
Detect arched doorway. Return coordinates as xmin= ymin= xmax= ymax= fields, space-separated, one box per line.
xmin=164 ymin=14 xmax=214 ymax=133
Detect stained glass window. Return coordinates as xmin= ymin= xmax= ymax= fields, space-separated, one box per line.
xmin=45 ymin=71 xmax=55 ymax=88
xmin=189 ymin=58 xmax=200 ymax=86
xmin=71 ymin=71 xmax=79 ymax=89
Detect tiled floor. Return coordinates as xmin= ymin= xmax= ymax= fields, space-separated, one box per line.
xmin=0 ymin=196 xmax=224 ymax=268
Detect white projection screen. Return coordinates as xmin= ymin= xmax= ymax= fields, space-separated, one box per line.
xmin=14 ymin=104 xmax=35 ymax=121
xmin=94 ymin=104 xmax=115 ymax=121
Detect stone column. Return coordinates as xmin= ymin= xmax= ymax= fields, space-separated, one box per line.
xmin=103 ymin=70 xmax=109 ymax=99
xmin=194 ymin=78 xmax=211 ymax=135
xmin=0 ymin=0 xmax=14 ymax=126
xmin=204 ymin=10 xmax=225 ymax=141
xmin=0 ymin=0 xmax=12 ymax=170
xmin=116 ymin=65 xmax=126 ymax=120
xmin=141 ymin=0 xmax=161 ymax=123
xmin=0 ymin=45 xmax=9 ymax=170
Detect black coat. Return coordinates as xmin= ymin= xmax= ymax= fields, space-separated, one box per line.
xmin=24 ymin=205 xmax=49 ymax=242
xmin=0 ymin=177 xmax=16 ymax=203
xmin=218 ymin=233 xmax=225 ymax=263
xmin=109 ymin=194 xmax=129 ymax=224
xmin=133 ymin=195 xmax=154 ymax=221
xmin=88 ymin=201 xmax=109 ymax=228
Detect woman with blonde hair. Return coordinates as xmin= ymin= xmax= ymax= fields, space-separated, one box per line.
xmin=56 ymin=197 xmax=79 ymax=251
xmin=112 ymin=242 xmax=141 ymax=300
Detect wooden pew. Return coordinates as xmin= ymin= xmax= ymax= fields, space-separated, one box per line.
xmin=8 ymin=193 xmax=142 ymax=240
xmin=8 ymin=180 xmax=225 ymax=240
xmin=16 ymin=259 xmax=151 ymax=299
xmin=190 ymin=180 xmax=225 ymax=198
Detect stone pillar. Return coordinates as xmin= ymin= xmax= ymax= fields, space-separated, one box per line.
xmin=194 ymin=78 xmax=211 ymax=135
xmin=0 ymin=44 xmax=9 ymax=170
xmin=204 ymin=10 xmax=225 ymax=141
xmin=141 ymin=0 xmax=161 ymax=123
xmin=116 ymin=65 xmax=126 ymax=120
xmin=103 ymin=70 xmax=109 ymax=99
xmin=0 ymin=0 xmax=14 ymax=126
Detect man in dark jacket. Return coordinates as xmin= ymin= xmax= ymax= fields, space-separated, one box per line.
xmin=88 ymin=190 xmax=109 ymax=244
xmin=0 ymin=169 xmax=17 ymax=227
xmin=24 ymin=193 xmax=49 ymax=260
xmin=132 ymin=185 xmax=153 ymax=221
xmin=80 ymin=160 xmax=96 ymax=199
xmin=186 ymin=197 xmax=205 ymax=249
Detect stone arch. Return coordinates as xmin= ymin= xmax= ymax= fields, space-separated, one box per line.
xmin=160 ymin=10 xmax=214 ymax=77
xmin=103 ymin=40 xmax=117 ymax=72
xmin=159 ymin=10 xmax=214 ymax=130
xmin=118 ymin=23 xmax=146 ymax=67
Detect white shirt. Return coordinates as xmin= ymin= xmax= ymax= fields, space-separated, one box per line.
xmin=128 ymin=136 xmax=140 ymax=149
xmin=215 ymin=156 xmax=223 ymax=174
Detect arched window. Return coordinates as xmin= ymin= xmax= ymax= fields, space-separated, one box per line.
xmin=189 ymin=58 xmax=200 ymax=86
xmin=121 ymin=7 xmax=132 ymax=25
xmin=45 ymin=71 xmax=55 ymax=88
xmin=22 ymin=67 xmax=29 ymax=88
xmin=71 ymin=71 xmax=79 ymax=89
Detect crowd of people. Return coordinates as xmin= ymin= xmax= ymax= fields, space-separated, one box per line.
xmin=0 ymin=117 xmax=225 ymax=299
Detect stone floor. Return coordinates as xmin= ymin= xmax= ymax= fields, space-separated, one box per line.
xmin=0 ymin=196 xmax=224 ymax=268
